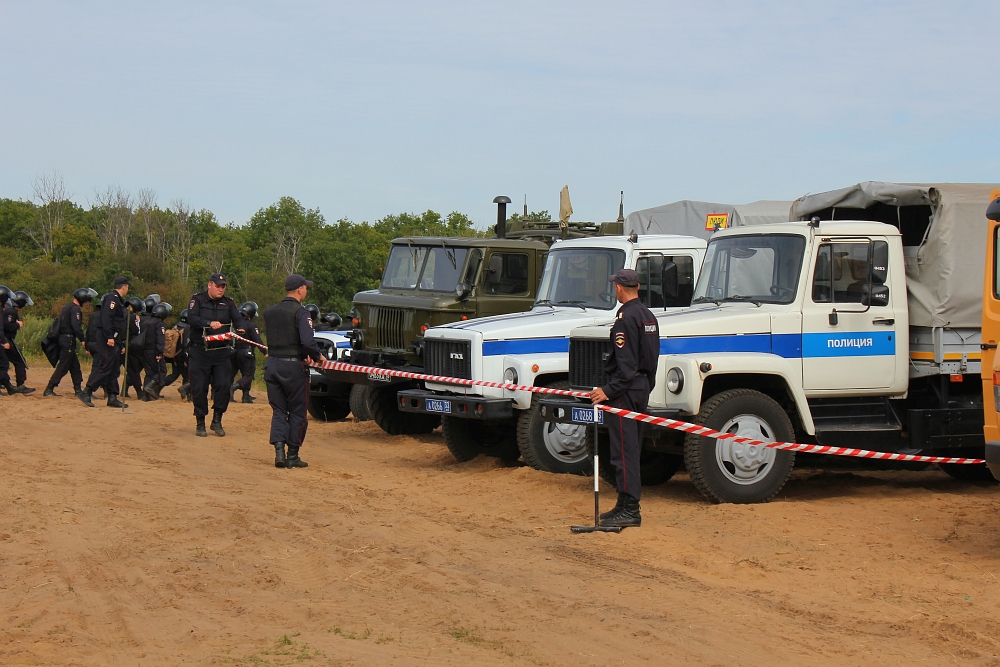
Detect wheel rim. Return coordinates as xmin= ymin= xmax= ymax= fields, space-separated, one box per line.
xmin=543 ymin=421 xmax=589 ymax=464
xmin=715 ymin=413 xmax=777 ymax=485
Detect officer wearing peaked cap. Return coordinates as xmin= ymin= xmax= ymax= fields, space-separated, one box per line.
xmin=186 ymin=273 xmax=247 ymax=437
xmin=263 ymin=274 xmax=322 ymax=469
xmin=79 ymin=277 xmax=136 ymax=408
xmin=589 ymin=268 xmax=659 ymax=528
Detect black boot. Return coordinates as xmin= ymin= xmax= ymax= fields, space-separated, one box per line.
xmin=143 ymin=381 xmax=161 ymax=400
xmin=242 ymin=393 xmax=254 ymax=404
xmin=286 ymin=446 xmax=308 ymax=468
xmin=230 ymin=383 xmax=238 ymax=400
xmin=107 ymin=394 xmax=127 ymax=408
xmin=123 ymin=388 xmax=131 ymax=399
xmin=600 ymin=495 xmax=641 ymax=528
xmin=15 ymin=384 xmax=36 ymax=395
xmin=196 ymin=416 xmax=207 ymax=437
xmin=43 ymin=385 xmax=59 ymax=397
xmin=178 ymin=383 xmax=190 ymax=401
xmin=600 ymin=493 xmax=627 ymax=522
xmin=74 ymin=384 xmax=83 ymax=399
xmin=274 ymin=442 xmax=287 ymax=468
xmin=3 ymin=382 xmax=15 ymax=395
xmin=210 ymin=411 xmax=226 ymax=437
xmin=78 ymin=388 xmax=94 ymax=408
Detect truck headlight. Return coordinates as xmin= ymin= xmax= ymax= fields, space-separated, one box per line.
xmin=504 ymin=367 xmax=518 ymax=385
xmin=666 ymin=367 xmax=684 ymax=394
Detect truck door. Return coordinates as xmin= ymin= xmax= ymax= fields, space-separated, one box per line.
xmin=636 ymin=254 xmax=697 ymax=309
xmin=982 ymin=192 xmax=1000 ymax=451
xmin=477 ymin=250 xmax=533 ymax=318
xmin=802 ymin=237 xmax=903 ymax=390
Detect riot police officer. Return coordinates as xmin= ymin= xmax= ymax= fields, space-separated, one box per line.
xmin=3 ymin=290 xmax=36 ymax=394
xmin=44 ymin=287 xmax=97 ymax=397
xmin=232 ymin=301 xmax=263 ymax=404
xmin=123 ymin=296 xmax=148 ymax=399
xmin=0 ymin=286 xmax=13 ymax=395
xmin=79 ymin=277 xmax=136 ymax=408
xmin=263 ymin=274 xmax=322 ymax=469
xmin=589 ymin=269 xmax=659 ymax=528
xmin=186 ymin=273 xmax=247 ymax=437
xmin=142 ymin=303 xmax=171 ymax=400
xmin=162 ymin=309 xmax=191 ymax=400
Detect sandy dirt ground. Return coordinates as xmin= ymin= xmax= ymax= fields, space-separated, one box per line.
xmin=3 ymin=367 xmax=1000 ymax=666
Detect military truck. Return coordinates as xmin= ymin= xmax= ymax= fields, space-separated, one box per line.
xmin=327 ymin=196 xmax=623 ymax=435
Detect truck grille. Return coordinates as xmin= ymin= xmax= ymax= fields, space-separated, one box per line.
xmin=569 ymin=338 xmax=610 ymax=390
xmin=425 ymin=339 xmax=472 ymax=380
xmin=369 ymin=306 xmax=406 ymax=350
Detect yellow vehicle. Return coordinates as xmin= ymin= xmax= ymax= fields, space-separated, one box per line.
xmin=982 ymin=191 xmax=1000 ymax=480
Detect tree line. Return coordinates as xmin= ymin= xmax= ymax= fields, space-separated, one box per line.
xmin=0 ymin=174 xmax=491 ymax=330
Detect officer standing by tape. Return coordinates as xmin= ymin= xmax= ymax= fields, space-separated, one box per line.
xmin=589 ymin=269 xmax=659 ymax=528
xmin=263 ymin=274 xmax=322 ymax=469
xmin=231 ymin=302 xmax=263 ymax=404
xmin=186 ymin=273 xmax=247 ymax=437
xmin=44 ymin=287 xmax=97 ymax=397
xmin=79 ymin=277 xmax=134 ymax=408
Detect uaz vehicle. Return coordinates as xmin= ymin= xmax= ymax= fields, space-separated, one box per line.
xmin=547 ymin=183 xmax=999 ymax=503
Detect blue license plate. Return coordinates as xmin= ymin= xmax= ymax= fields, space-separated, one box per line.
xmin=571 ymin=406 xmax=603 ymax=424
xmin=425 ymin=399 xmax=452 ymax=414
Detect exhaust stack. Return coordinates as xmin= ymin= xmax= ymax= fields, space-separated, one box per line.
xmin=494 ymin=195 xmax=511 ymax=238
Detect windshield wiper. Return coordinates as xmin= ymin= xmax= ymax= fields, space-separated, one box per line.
xmin=722 ymin=295 xmax=762 ymax=307
xmin=691 ymin=296 xmax=721 ymax=306
xmin=553 ymin=300 xmax=587 ymax=310
xmin=440 ymin=239 xmax=457 ymax=269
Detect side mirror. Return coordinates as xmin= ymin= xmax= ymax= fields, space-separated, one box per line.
xmin=862 ymin=284 xmax=889 ymax=307
xmin=661 ymin=261 xmax=679 ymax=300
xmin=455 ymin=283 xmax=470 ymax=300
xmin=485 ymin=254 xmax=503 ymax=286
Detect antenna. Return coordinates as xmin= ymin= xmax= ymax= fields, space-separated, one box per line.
xmin=523 ymin=195 xmax=528 ymax=221
xmin=617 ymin=191 xmax=624 ymax=223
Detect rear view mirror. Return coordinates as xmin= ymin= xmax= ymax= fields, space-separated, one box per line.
xmin=485 ymin=254 xmax=503 ymax=285
xmin=871 ymin=242 xmax=889 ymax=285
xmin=661 ymin=261 xmax=679 ymax=300
xmin=862 ymin=284 xmax=889 ymax=308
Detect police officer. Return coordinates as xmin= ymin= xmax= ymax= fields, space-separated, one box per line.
xmin=263 ymin=274 xmax=322 ymax=469
xmin=142 ymin=303 xmax=171 ymax=400
xmin=84 ymin=294 xmax=109 ymax=399
xmin=123 ymin=296 xmax=147 ymax=399
xmin=3 ymin=290 xmax=36 ymax=394
xmin=162 ymin=309 xmax=191 ymax=400
xmin=0 ymin=286 xmax=13 ymax=396
xmin=231 ymin=302 xmax=263 ymax=404
xmin=186 ymin=273 xmax=247 ymax=437
xmin=44 ymin=287 xmax=97 ymax=397
xmin=79 ymin=277 xmax=136 ymax=408
xmin=589 ymin=269 xmax=659 ymax=528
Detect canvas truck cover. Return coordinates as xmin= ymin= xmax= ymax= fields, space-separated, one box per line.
xmin=625 ymin=200 xmax=792 ymax=240
xmin=790 ymin=182 xmax=1000 ymax=328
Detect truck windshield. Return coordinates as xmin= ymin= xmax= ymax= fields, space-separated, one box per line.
xmin=382 ymin=245 xmax=470 ymax=291
xmin=692 ymin=234 xmax=806 ymax=305
xmin=535 ymin=248 xmax=626 ymax=310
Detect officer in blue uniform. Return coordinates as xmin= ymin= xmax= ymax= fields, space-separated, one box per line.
xmin=589 ymin=269 xmax=659 ymax=528
xmin=79 ymin=277 xmax=135 ymax=408
xmin=263 ymin=274 xmax=322 ymax=469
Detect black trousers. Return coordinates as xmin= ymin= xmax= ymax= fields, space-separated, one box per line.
xmin=86 ymin=343 xmax=122 ymax=396
xmin=141 ymin=349 xmax=164 ymax=386
xmin=189 ymin=345 xmax=233 ymax=417
xmin=48 ymin=335 xmax=83 ymax=388
xmin=233 ymin=349 xmax=256 ymax=392
xmin=0 ymin=344 xmax=10 ymax=387
xmin=264 ymin=358 xmax=309 ymax=447
xmin=126 ymin=352 xmax=144 ymax=395
xmin=9 ymin=341 xmax=27 ymax=385
xmin=607 ymin=387 xmax=648 ymax=501
xmin=163 ymin=352 xmax=188 ymax=386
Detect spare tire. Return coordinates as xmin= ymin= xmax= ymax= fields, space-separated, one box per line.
xmin=442 ymin=416 xmax=520 ymax=462
xmin=370 ymin=382 xmax=440 ymax=435
xmin=349 ymin=384 xmax=373 ymax=422
xmin=307 ymin=396 xmax=351 ymax=422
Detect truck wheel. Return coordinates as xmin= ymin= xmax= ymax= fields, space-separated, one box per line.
xmin=307 ymin=396 xmax=351 ymax=422
xmin=684 ymin=389 xmax=795 ymax=504
xmin=349 ymin=384 xmax=373 ymax=422
xmin=370 ymin=383 xmax=440 ymax=435
xmin=442 ymin=416 xmax=520 ymax=463
xmin=516 ymin=381 xmax=590 ymax=475
xmin=939 ymin=463 xmax=999 ymax=483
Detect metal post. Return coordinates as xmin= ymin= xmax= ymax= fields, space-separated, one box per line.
xmin=571 ymin=401 xmax=622 ymax=534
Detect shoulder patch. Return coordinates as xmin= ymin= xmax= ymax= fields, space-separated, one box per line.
xmin=189 ymin=299 xmax=196 ymax=309
xmin=109 ymin=301 xmax=115 ymax=309
xmin=614 ymin=332 xmax=626 ymax=348
xmin=76 ymin=313 xmax=81 ymax=320
xmin=643 ymin=319 xmax=657 ymax=334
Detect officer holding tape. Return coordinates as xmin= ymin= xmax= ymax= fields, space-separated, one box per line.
xmin=589 ymin=269 xmax=659 ymax=528
xmin=263 ymin=274 xmax=322 ymax=469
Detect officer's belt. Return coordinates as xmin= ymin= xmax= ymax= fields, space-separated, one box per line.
xmin=269 ymin=356 xmax=302 ymax=362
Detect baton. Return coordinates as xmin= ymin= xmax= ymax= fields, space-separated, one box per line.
xmin=9 ymin=340 xmax=29 ymax=370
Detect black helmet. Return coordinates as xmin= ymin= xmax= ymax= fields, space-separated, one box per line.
xmin=97 ymin=292 xmax=111 ymax=309
xmin=151 ymin=302 xmax=172 ymax=319
xmin=0 ymin=285 xmax=10 ymax=307
xmin=12 ymin=291 xmax=33 ymax=308
xmin=74 ymin=287 xmax=98 ymax=304
xmin=322 ymin=311 xmax=343 ymax=329
xmin=239 ymin=301 xmax=258 ymax=319
xmin=143 ymin=294 xmax=161 ymax=314
xmin=126 ymin=296 xmax=144 ymax=313
xmin=179 ymin=308 xmax=189 ymax=324
xmin=304 ymin=303 xmax=320 ymax=321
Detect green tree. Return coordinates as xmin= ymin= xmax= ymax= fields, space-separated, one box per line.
xmin=51 ymin=223 xmax=102 ymax=267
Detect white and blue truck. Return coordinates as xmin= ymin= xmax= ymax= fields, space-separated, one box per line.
xmin=543 ymin=183 xmax=999 ymax=503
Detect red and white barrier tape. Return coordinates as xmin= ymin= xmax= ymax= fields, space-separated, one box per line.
xmin=205 ymin=332 xmax=986 ymax=465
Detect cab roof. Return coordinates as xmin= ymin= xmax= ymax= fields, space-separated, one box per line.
xmin=391 ymin=236 xmax=550 ymax=249
xmin=711 ymin=220 xmax=902 ymax=238
xmin=547 ymin=233 xmax=707 ymax=251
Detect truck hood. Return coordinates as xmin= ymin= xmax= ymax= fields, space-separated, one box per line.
xmin=430 ymin=306 xmax=617 ymax=341
xmin=572 ymin=303 xmax=773 ymax=340
xmin=353 ymin=289 xmax=467 ymax=311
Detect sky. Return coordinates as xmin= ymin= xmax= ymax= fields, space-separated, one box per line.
xmin=1 ymin=1 xmax=998 ymax=228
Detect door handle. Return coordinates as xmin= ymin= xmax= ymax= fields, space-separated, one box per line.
xmin=982 ymin=343 xmax=998 ymax=350
xmin=872 ymin=318 xmax=894 ymax=326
